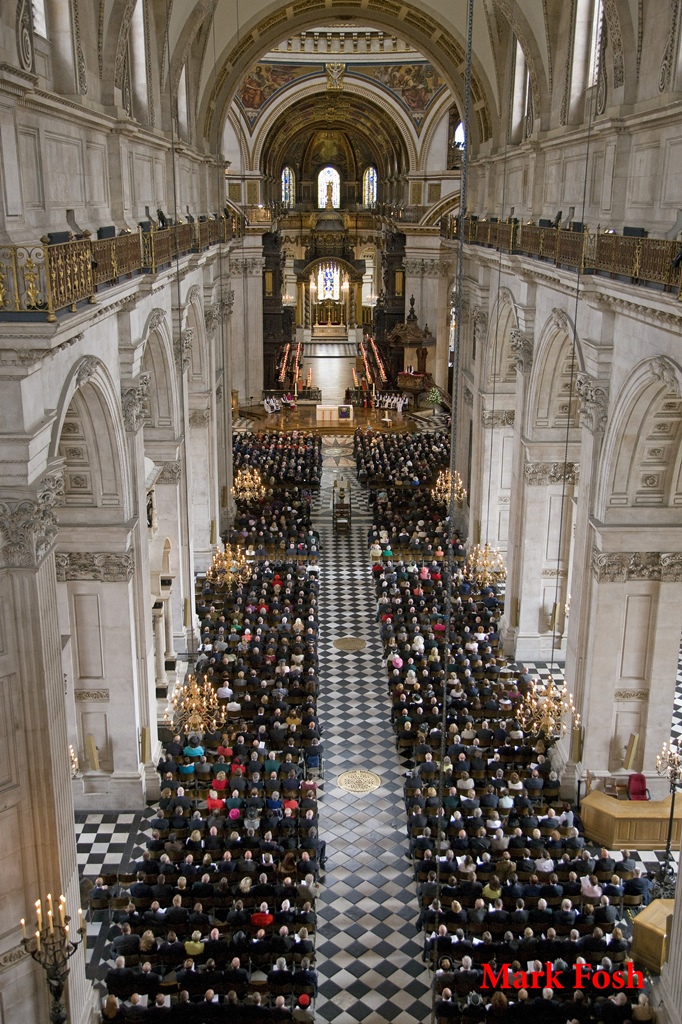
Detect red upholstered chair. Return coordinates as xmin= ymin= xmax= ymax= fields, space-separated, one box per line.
xmin=627 ymin=773 xmax=651 ymax=800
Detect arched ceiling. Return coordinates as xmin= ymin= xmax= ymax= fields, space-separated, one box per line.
xmin=259 ymin=91 xmax=410 ymax=180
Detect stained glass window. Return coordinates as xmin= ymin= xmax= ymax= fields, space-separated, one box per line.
xmin=363 ymin=166 xmax=377 ymax=207
xmin=317 ymin=261 xmax=340 ymax=300
xmin=281 ymin=166 xmax=295 ymax=208
xmin=318 ymin=167 xmax=340 ymax=209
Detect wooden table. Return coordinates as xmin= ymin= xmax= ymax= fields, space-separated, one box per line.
xmin=631 ymin=898 xmax=674 ymax=973
xmin=581 ymin=789 xmax=682 ymax=850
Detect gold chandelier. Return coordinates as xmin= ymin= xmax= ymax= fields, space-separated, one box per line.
xmin=518 ymin=676 xmax=580 ymax=740
xmin=165 ymin=674 xmax=227 ymax=736
xmin=463 ymin=542 xmax=507 ymax=589
xmin=206 ymin=542 xmax=251 ymax=589
xmin=432 ymin=469 xmax=467 ymax=507
xmin=233 ymin=467 xmax=266 ymax=504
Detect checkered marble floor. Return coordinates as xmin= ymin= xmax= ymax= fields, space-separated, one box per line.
xmin=312 ymin=449 xmax=433 ymax=1024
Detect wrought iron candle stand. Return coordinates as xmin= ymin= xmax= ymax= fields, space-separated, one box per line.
xmin=652 ymin=740 xmax=682 ymax=899
xmin=20 ymin=896 xmax=86 ymax=1024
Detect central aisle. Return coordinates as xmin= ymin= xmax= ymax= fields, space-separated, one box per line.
xmin=312 ymin=437 xmax=432 ymax=1024
xmin=302 ymin=350 xmax=356 ymax=405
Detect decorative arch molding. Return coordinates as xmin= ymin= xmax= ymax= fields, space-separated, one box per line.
xmin=199 ymin=0 xmax=497 ymax=151
xmin=484 ymin=287 xmax=520 ymax=388
xmin=140 ymin=308 xmax=182 ymax=438
xmin=595 ymin=356 xmax=682 ymax=521
xmin=49 ymin=356 xmax=134 ymax=523
xmin=420 ymin=191 xmax=461 ymax=227
xmin=416 ymin=92 xmax=460 ymax=174
xmin=224 ymin=106 xmax=251 ymax=174
xmin=298 ymin=255 xmax=365 ymax=286
xmin=491 ymin=0 xmax=548 ymax=129
xmin=184 ymin=284 xmax=211 ymax=390
xmin=250 ymin=77 xmax=417 ymax=177
xmin=526 ymin=307 xmax=584 ymax=439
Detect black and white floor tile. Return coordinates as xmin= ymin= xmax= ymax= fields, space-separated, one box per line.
xmin=74 ymin=434 xmax=682 ymax=1012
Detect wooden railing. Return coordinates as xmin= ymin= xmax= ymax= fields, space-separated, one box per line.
xmin=443 ymin=216 xmax=682 ymax=296
xmin=0 ymin=216 xmax=235 ymax=321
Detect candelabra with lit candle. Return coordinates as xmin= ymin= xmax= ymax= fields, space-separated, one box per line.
xmin=652 ymin=739 xmax=682 ymax=897
xmin=20 ymin=893 xmax=86 ymax=1024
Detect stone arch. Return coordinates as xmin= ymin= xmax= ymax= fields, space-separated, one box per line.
xmin=527 ymin=308 xmax=584 ymax=440
xmin=50 ymin=357 xmax=133 ymax=524
xmin=199 ymin=1 xmax=498 ymax=151
xmin=490 ymin=0 xmax=551 ymax=131
xmin=596 ymin=356 xmax=682 ymax=523
xmin=484 ymin=288 xmax=520 ymax=389
xmin=185 ymin=285 xmax=210 ymax=390
xmin=140 ymin=309 xmax=181 ymax=440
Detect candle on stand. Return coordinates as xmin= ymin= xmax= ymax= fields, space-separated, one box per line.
xmin=78 ymin=909 xmax=83 ymax=931
xmin=20 ymin=919 xmax=26 ymax=940
xmin=35 ymin=931 xmax=41 ymax=952
xmin=47 ymin=893 xmax=53 ymax=915
xmin=59 ymin=903 xmax=65 ymax=927
xmin=35 ymin=900 xmax=42 ymax=930
xmin=47 ymin=910 xmax=53 ymax=934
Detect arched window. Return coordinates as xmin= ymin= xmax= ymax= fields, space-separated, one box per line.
xmin=454 ymin=122 xmax=465 ymax=147
xmin=363 ymin=166 xmax=377 ymax=207
xmin=177 ymin=64 xmax=188 ymax=139
xmin=318 ymin=167 xmax=340 ymax=209
xmin=316 ymin=261 xmax=340 ymax=300
xmin=281 ymin=166 xmax=295 ymax=208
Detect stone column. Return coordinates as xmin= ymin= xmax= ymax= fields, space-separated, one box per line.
xmin=206 ymin=293 xmax=236 ymax=537
xmin=560 ymin=373 xmax=610 ymax=785
xmin=121 ymin=373 xmax=160 ymax=794
xmin=0 ymin=469 xmax=96 ymax=1024
xmin=504 ymin=331 xmax=533 ymax=652
xmin=57 ymin=547 xmax=147 ymax=809
xmin=188 ymin=406 xmax=213 ymax=570
xmin=476 ymin=407 xmax=516 ymax=556
xmin=579 ymin=548 xmax=682 ymax=790
xmin=152 ymin=605 xmax=167 ymax=694
xmin=230 ymin=243 xmax=266 ymax=403
xmin=403 ymin=245 xmax=452 ymax=389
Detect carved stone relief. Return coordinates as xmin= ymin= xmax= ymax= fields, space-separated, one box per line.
xmin=591 ymin=548 xmax=682 ymax=583
xmin=55 ymin=552 xmax=134 ymax=582
xmin=121 ymin=373 xmax=151 ymax=432
xmin=575 ymin=372 xmax=609 ymax=433
xmin=0 ymin=470 xmax=64 ymax=568
xmin=524 ymin=462 xmax=579 ymax=485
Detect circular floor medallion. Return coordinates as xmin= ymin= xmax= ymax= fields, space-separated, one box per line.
xmin=336 ymin=769 xmax=382 ymax=794
xmin=333 ymin=635 xmax=367 ymax=652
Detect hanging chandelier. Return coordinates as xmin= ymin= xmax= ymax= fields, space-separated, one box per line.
xmin=518 ymin=676 xmax=580 ymax=740
xmin=432 ymin=469 xmax=467 ymax=507
xmin=463 ymin=541 xmax=507 ymax=590
xmin=233 ymin=467 xmax=266 ymax=504
xmin=206 ymin=542 xmax=251 ymax=589
xmin=165 ymin=674 xmax=227 ymax=736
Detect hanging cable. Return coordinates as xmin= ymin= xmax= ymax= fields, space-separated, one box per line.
xmin=548 ymin=2 xmax=601 ymax=673
xmin=484 ymin=1 xmax=517 ymax=547
xmin=430 ymin=2 xmax=474 ymax=1017
xmin=164 ymin=0 xmax=196 ymax=646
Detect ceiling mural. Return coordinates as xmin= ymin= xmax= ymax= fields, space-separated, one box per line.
xmin=235 ymin=60 xmax=446 ymax=132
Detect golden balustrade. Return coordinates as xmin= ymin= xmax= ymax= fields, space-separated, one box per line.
xmin=92 ymin=231 xmax=143 ymax=287
xmin=448 ymin=216 xmax=682 ymax=297
xmin=0 ymin=216 xmax=233 ymax=321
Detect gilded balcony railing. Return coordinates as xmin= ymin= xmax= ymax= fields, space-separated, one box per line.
xmin=0 ymin=243 xmax=50 ymax=316
xmin=45 ymin=237 xmax=95 ymax=318
xmin=92 ymin=231 xmax=143 ymax=287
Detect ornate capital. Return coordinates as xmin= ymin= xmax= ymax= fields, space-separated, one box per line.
xmin=175 ymin=329 xmax=193 ymax=373
xmin=121 ymin=373 xmax=151 ymax=432
xmin=231 ymin=257 xmax=265 ymax=277
xmin=0 ymin=470 xmax=65 ymax=568
xmin=404 ymin=257 xmax=451 ymax=278
xmin=524 ymin=461 xmax=579 ymax=486
xmin=74 ymin=689 xmax=110 ymax=701
xmin=591 ymin=547 xmax=682 ymax=583
xmin=481 ymin=409 xmax=515 ymax=428
xmin=156 ymin=462 xmax=181 ymax=485
xmin=189 ymin=408 xmax=211 ymax=428
xmin=55 ymin=552 xmax=134 ymax=582
xmin=551 ymin=307 xmax=573 ymax=334
xmin=472 ymin=307 xmax=488 ymax=333
xmin=575 ymin=372 xmax=610 ymax=433
xmin=510 ymin=329 xmax=533 ymax=374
